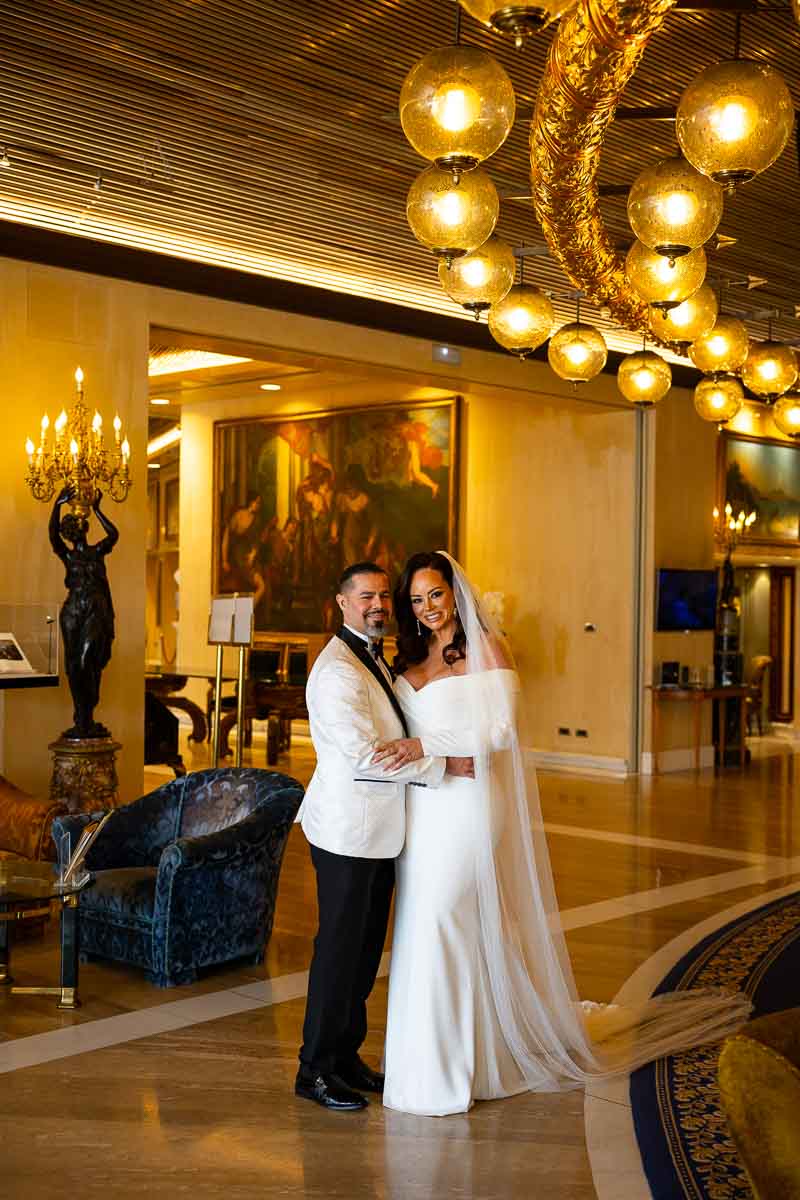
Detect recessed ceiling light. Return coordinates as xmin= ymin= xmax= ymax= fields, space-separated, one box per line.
xmin=148 ymin=462 xmax=161 ymax=470
xmin=150 ymin=397 xmax=170 ymax=406
xmin=260 ymin=382 xmax=282 ymax=391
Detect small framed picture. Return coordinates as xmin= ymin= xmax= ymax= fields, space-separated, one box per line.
xmin=0 ymin=633 xmax=34 ymax=673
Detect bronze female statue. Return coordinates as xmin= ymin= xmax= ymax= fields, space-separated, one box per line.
xmin=49 ymin=486 xmax=118 ymax=740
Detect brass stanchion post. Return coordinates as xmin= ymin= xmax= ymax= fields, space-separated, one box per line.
xmin=235 ymin=645 xmax=247 ymax=769
xmin=211 ymin=643 xmax=224 ymax=768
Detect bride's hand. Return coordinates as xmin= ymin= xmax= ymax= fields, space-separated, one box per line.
xmin=372 ymin=737 xmax=424 ymax=771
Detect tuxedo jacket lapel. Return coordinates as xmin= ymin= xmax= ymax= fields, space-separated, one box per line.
xmin=337 ymin=627 xmax=408 ymax=736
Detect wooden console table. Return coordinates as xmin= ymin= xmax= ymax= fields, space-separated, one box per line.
xmin=146 ymin=665 xmax=236 ymax=743
xmin=649 ymin=685 xmax=749 ymax=774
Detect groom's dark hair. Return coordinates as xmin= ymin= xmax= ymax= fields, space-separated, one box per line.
xmin=338 ymin=561 xmax=388 ymax=592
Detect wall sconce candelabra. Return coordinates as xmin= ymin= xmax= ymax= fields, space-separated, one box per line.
xmin=713 ymin=502 xmax=756 ymax=554
xmin=25 ymin=368 xmax=131 ymax=516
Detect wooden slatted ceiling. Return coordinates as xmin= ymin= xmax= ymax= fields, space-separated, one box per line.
xmin=0 ymin=0 xmax=797 ymax=356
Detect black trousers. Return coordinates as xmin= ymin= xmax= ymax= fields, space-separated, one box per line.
xmin=299 ymin=844 xmax=394 ymax=1075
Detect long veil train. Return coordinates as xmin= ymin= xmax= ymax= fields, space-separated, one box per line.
xmin=440 ymin=551 xmax=750 ymax=1087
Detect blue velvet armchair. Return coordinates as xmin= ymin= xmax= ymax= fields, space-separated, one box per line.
xmin=52 ymin=767 xmax=303 ymax=987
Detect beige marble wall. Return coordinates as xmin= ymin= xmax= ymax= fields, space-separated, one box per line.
xmin=175 ymin=354 xmax=640 ymax=765
xmin=0 ymin=258 xmax=149 ymax=800
xmin=0 ymin=261 xmax=714 ymax=791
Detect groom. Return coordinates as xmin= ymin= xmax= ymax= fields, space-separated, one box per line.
xmin=295 ymin=560 xmax=471 ymax=1111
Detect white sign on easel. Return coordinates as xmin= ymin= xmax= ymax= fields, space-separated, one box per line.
xmin=208 ymin=594 xmax=254 ymax=646
xmin=208 ymin=594 xmax=254 ymax=767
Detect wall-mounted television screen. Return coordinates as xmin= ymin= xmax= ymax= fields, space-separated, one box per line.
xmin=656 ymin=568 xmax=718 ymax=632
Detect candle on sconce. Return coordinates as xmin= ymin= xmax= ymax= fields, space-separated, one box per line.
xmin=55 ymin=410 xmax=67 ymax=440
xmin=121 ymin=437 xmax=130 ymax=462
xmin=113 ymin=414 xmax=121 ymax=444
xmin=92 ymin=411 xmax=102 ymax=437
xmin=75 ymin=366 xmax=84 ymax=395
xmin=69 ymin=438 xmax=79 ymax=463
xmin=25 ymin=438 xmax=35 ymax=465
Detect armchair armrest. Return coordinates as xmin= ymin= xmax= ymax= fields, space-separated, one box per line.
xmin=160 ymin=788 xmax=301 ymax=873
xmin=64 ymin=779 xmax=185 ymax=869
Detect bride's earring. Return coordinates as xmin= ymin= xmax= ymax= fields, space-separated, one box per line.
xmin=416 ymin=617 xmax=422 ymax=636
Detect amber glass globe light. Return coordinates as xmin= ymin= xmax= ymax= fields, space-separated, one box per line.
xmin=547 ymin=322 xmax=608 ymax=382
xmin=628 ymin=157 xmax=723 ymax=262
xmin=626 ymin=241 xmax=706 ymax=313
xmin=676 ymin=60 xmax=795 ymax=188
xmin=694 ymin=374 xmax=744 ymax=424
xmin=438 ymin=235 xmax=515 ymax=317
xmin=617 ymin=350 xmax=672 ymax=407
xmin=488 ymin=285 xmax=554 ymax=358
xmin=772 ymin=393 xmax=800 ymax=440
xmin=741 ymin=340 xmax=798 ymax=400
xmin=689 ymin=315 xmax=750 ymax=375
xmin=407 ymin=165 xmax=499 ymax=263
xmin=650 ymin=284 xmax=718 ymax=345
xmin=457 ymin=0 xmax=575 ymax=44
xmin=400 ymin=46 xmax=515 ymax=176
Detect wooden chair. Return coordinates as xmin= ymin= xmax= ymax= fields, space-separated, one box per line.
xmin=745 ymin=655 xmax=772 ymax=736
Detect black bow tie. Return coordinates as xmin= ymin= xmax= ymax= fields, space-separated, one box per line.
xmin=367 ymin=638 xmax=384 ymax=660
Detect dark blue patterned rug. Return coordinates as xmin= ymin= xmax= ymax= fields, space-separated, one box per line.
xmin=630 ymin=891 xmax=800 ymax=1200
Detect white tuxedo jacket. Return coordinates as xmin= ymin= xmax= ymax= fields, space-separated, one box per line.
xmin=297 ymin=633 xmax=446 ymax=858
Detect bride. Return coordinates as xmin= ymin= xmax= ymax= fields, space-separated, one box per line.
xmin=372 ymin=550 xmax=750 ymax=1117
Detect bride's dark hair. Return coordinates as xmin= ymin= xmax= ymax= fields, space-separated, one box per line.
xmin=393 ymin=551 xmax=466 ymax=674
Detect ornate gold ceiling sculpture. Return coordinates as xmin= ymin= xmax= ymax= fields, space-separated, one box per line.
xmin=530 ymin=0 xmax=678 ymax=341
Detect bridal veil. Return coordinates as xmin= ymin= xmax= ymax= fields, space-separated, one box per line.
xmin=439 ymin=551 xmax=751 ymax=1088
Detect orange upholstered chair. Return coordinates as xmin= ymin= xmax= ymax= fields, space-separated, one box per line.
xmin=0 ymin=774 xmax=67 ymax=863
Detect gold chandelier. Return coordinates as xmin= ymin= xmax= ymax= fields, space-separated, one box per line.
xmin=438 ymin=234 xmax=516 ymax=316
xmin=651 ymin=283 xmax=718 ymax=345
xmin=488 ymin=284 xmax=554 ymax=358
xmin=456 ymin=0 xmax=576 ymax=44
xmin=741 ymin=339 xmax=798 ymax=401
xmin=25 ymin=368 xmax=131 ymax=516
xmin=627 ymin=156 xmax=723 ymax=264
xmin=399 ymin=45 xmax=515 ymax=179
xmin=676 ymin=59 xmax=795 ymax=190
xmin=694 ymin=374 xmax=744 ymax=426
xmin=617 ymin=349 xmax=672 ymax=407
xmin=406 ymin=163 xmax=499 ymax=264
xmin=626 ymin=241 xmax=706 ymax=314
xmin=772 ymin=393 xmax=800 ymax=441
xmin=688 ymin=315 xmax=750 ymax=375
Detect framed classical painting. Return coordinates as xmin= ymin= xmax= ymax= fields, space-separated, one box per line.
xmin=213 ymin=397 xmax=460 ymax=633
xmin=719 ymin=431 xmax=800 ymax=546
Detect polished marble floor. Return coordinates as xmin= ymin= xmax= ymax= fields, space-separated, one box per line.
xmin=3 ymin=726 xmax=799 ymax=1199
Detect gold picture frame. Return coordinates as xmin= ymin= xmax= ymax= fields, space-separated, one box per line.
xmin=718 ymin=430 xmax=800 ymax=547
xmin=213 ymin=397 xmax=460 ymax=635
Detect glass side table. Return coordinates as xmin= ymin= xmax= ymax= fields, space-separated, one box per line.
xmin=0 ymin=860 xmax=93 ymax=1009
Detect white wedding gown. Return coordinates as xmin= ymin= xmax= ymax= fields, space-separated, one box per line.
xmin=383 ymin=670 xmax=527 ymax=1116
xmin=382 ymin=555 xmax=751 ymax=1117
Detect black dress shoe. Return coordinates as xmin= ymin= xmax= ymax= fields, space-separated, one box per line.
xmin=295 ymin=1069 xmax=368 ymax=1111
xmin=336 ymin=1056 xmax=385 ymax=1094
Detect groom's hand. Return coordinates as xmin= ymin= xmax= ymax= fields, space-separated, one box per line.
xmin=445 ymin=756 xmax=475 ymax=779
xmin=371 ymin=737 xmax=423 ymax=771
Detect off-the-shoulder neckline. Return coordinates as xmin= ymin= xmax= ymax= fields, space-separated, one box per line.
xmin=395 ymin=667 xmax=515 ymax=695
